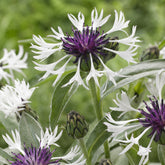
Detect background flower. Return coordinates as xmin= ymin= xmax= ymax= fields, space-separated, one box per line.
xmin=0 ymin=45 xmax=27 ymax=83
xmin=0 ymin=79 xmax=36 ymax=117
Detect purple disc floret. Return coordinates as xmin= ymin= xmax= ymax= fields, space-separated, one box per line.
xmin=139 ymin=97 xmax=165 ymax=142
xmin=10 ymin=145 xmax=59 ymax=165
xmin=62 ymin=27 xmax=109 ymax=65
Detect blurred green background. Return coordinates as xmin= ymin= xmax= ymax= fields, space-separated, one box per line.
xmin=0 ymin=0 xmax=165 ymax=161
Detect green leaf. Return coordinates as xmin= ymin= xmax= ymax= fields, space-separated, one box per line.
xmin=158 ymin=39 xmax=165 ymax=50
xmin=0 ymin=147 xmax=13 ymax=161
xmin=157 ymin=144 xmax=165 ymax=165
xmin=86 ymin=118 xmax=111 ymax=164
xmin=101 ymin=59 xmax=165 ymax=98
xmin=124 ymin=144 xmax=140 ymax=165
xmin=50 ymin=72 xmax=78 ymax=128
xmin=0 ymin=112 xmax=18 ymax=132
xmin=19 ymin=112 xmax=41 ymax=147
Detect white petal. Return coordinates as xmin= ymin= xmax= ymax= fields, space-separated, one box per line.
xmin=91 ymin=8 xmax=111 ymax=30
xmin=62 ymin=58 xmax=88 ymax=89
xmin=37 ymin=126 xmax=63 ymax=148
xmin=2 ymin=130 xmax=24 ymax=154
xmin=68 ymin=12 xmax=85 ymax=32
xmin=104 ymin=45 xmax=138 ymax=63
xmin=86 ymin=54 xmax=103 ymax=87
xmin=106 ymin=10 xmax=130 ymax=34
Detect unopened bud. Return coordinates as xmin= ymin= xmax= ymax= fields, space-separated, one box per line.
xmin=99 ymin=159 xmax=112 ymax=165
xmin=140 ymin=46 xmax=159 ymax=61
xmin=66 ymin=111 xmax=88 ymax=139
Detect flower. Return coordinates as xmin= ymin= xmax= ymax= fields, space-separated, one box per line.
xmin=3 ymin=129 xmax=86 ymax=165
xmin=104 ymin=92 xmax=165 ymax=164
xmin=0 ymin=79 xmax=36 ymax=117
xmin=0 ymin=45 xmax=28 ymax=83
xmin=139 ymin=97 xmax=165 ymax=142
xmin=31 ymin=8 xmax=140 ymax=88
xmin=36 ymin=126 xmax=63 ymax=148
xmin=104 ymin=70 xmax=165 ymax=165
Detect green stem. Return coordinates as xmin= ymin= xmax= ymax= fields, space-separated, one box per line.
xmin=88 ymin=78 xmax=103 ymax=120
xmin=88 ymin=78 xmax=110 ymax=159
xmin=79 ymin=138 xmax=91 ymax=165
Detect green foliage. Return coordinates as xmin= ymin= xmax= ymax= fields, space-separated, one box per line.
xmin=50 ymin=72 xmax=78 ymax=128
xmin=19 ymin=112 xmax=41 ymax=148
xmin=1 ymin=1 xmax=165 ymax=164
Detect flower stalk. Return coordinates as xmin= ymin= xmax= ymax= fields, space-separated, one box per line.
xmin=78 ymin=138 xmax=91 ymax=165
xmin=88 ymin=78 xmax=110 ymax=159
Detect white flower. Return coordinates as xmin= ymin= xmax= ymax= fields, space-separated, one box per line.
xmin=145 ymin=69 xmax=165 ymax=101
xmin=52 ymin=145 xmax=86 ymax=165
xmin=31 ymin=8 xmax=140 ymax=88
xmin=110 ymin=91 xmax=139 ymax=117
xmin=36 ymin=126 xmax=63 ymax=148
xmin=104 ymin=87 xmax=162 ymax=165
xmin=0 ymin=45 xmax=27 ymax=83
xmin=2 ymin=129 xmax=24 ymax=154
xmin=0 ymin=79 xmax=36 ymax=117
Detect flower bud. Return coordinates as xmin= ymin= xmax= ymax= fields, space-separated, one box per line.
xmin=99 ymin=159 xmax=112 ymax=165
xmin=66 ymin=111 xmax=88 ymax=139
xmin=140 ymin=46 xmax=159 ymax=61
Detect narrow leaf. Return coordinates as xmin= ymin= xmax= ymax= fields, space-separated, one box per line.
xmin=50 ymin=72 xmax=78 ymax=128
xmin=86 ymin=118 xmax=111 ymax=163
xmin=159 ymin=39 xmax=165 ymax=50
xmin=19 ymin=112 xmax=41 ymax=147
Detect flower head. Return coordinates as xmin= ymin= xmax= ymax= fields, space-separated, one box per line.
xmin=10 ymin=145 xmax=59 ymax=165
xmin=31 ymin=8 xmax=140 ymax=88
xmin=0 ymin=79 xmax=36 ymax=117
xmin=139 ymin=97 xmax=165 ymax=142
xmin=0 ymin=45 xmax=28 ymax=83
xmin=3 ymin=129 xmax=86 ymax=165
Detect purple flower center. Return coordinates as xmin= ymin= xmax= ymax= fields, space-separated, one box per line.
xmin=139 ymin=97 xmax=165 ymax=142
xmin=62 ymin=27 xmax=109 ymax=67
xmin=10 ymin=145 xmax=59 ymax=165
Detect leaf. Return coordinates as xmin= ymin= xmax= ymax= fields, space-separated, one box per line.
xmin=0 ymin=147 xmax=13 ymax=161
xmin=157 ymin=144 xmax=165 ymax=165
xmin=86 ymin=118 xmax=111 ymax=164
xmin=19 ymin=112 xmax=42 ymax=147
xmin=158 ymin=39 xmax=165 ymax=50
xmin=50 ymin=72 xmax=78 ymax=128
xmin=0 ymin=111 xmax=18 ymax=132
xmin=101 ymin=59 xmax=165 ymax=98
